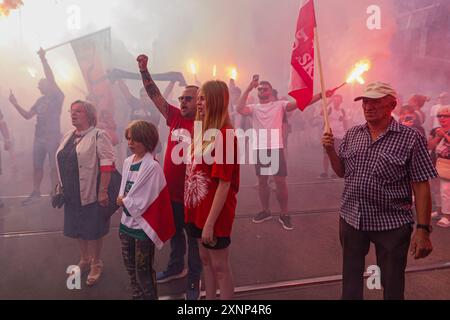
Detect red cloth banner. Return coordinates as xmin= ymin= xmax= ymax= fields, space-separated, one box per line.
xmin=288 ymin=0 xmax=316 ymax=111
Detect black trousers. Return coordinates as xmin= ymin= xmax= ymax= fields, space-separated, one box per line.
xmin=339 ymin=218 xmax=413 ymax=300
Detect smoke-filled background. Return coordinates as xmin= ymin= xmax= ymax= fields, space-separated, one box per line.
xmin=0 ymin=0 xmax=449 ymax=184
xmin=0 ymin=0 xmax=445 ymax=184
xmin=1 ymin=0 xmax=450 ymax=300
xmin=0 ymin=0 xmax=447 ymax=194
xmin=1 ymin=0 xmax=449 ymax=128
xmin=0 ymin=0 xmax=399 ymax=91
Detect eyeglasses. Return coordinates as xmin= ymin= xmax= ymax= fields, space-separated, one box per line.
xmin=437 ymin=115 xmax=450 ymax=118
xmin=178 ymin=96 xmax=194 ymax=102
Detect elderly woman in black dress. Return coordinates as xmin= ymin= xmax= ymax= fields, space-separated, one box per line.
xmin=55 ymin=100 xmax=115 ymax=286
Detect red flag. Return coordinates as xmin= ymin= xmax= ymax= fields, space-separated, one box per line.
xmin=289 ymin=0 xmax=316 ymax=111
xmin=140 ymin=185 xmax=175 ymax=249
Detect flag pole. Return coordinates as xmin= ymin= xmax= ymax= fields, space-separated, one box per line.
xmin=313 ymin=9 xmax=331 ymax=134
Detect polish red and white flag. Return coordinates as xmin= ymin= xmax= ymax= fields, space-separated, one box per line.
xmin=119 ymin=154 xmax=175 ymax=249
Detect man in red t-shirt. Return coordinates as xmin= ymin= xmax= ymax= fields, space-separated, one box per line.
xmin=137 ymin=54 xmax=202 ymax=300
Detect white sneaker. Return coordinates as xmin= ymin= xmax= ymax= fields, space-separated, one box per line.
xmin=431 ymin=211 xmax=440 ymax=218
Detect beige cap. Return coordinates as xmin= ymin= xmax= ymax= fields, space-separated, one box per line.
xmin=438 ymin=105 xmax=450 ymax=115
xmin=354 ymin=82 xmax=398 ymax=101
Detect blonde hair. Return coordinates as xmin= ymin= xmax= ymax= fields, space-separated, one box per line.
xmin=125 ymin=120 xmax=159 ymax=153
xmin=192 ymin=80 xmax=231 ymax=156
xmin=71 ymin=100 xmax=98 ymax=127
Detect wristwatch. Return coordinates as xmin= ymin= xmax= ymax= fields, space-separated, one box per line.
xmin=416 ymin=224 xmax=433 ymax=233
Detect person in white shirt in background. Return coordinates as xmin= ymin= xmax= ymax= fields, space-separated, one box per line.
xmin=237 ymin=76 xmax=332 ymax=231
xmin=428 ymin=92 xmax=450 ymax=219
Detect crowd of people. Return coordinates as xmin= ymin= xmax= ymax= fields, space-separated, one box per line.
xmin=0 ymin=47 xmax=449 ymax=301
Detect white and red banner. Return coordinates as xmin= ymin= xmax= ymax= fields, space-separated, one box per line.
xmin=288 ymin=0 xmax=316 ymax=111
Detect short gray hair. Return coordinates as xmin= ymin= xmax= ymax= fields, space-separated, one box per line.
xmin=71 ymin=100 xmax=98 ymax=127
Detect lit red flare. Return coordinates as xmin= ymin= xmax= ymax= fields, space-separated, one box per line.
xmin=189 ymin=61 xmax=198 ymax=75
xmin=229 ymin=67 xmax=238 ymax=80
xmin=346 ymin=60 xmax=371 ymax=85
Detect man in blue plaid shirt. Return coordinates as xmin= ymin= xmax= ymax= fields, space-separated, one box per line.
xmin=322 ymin=82 xmax=437 ymax=300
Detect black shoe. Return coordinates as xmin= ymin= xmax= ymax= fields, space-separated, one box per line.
xmin=279 ymin=215 xmax=294 ymax=231
xmin=22 ymin=191 xmax=41 ymax=206
xmin=252 ymin=211 xmax=272 ymax=223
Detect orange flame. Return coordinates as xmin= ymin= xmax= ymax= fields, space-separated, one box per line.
xmin=0 ymin=0 xmax=24 ymax=17
xmin=346 ymin=60 xmax=371 ymax=84
xmin=0 ymin=4 xmax=8 ymax=16
xmin=229 ymin=67 xmax=238 ymax=80
xmin=189 ymin=61 xmax=198 ymax=75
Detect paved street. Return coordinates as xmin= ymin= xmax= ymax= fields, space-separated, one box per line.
xmin=1 ymin=139 xmax=449 ymax=300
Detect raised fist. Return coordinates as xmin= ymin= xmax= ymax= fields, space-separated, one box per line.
xmin=37 ymin=47 xmax=46 ymax=60
xmin=137 ymin=54 xmax=149 ymax=71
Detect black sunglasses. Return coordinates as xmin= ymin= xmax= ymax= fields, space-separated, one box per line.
xmin=178 ymin=96 xmax=194 ymax=102
xmin=257 ymin=88 xmax=270 ymax=92
xmin=437 ymin=115 xmax=450 ymax=118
